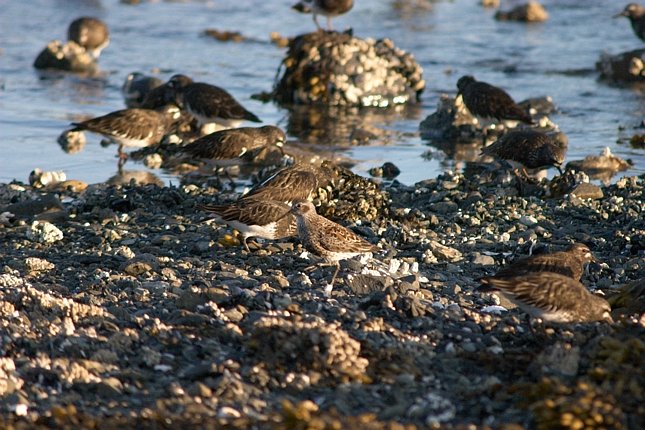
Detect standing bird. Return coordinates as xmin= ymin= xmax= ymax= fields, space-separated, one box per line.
xmin=69 ymin=107 xmax=178 ymax=167
xmin=286 ymin=200 xmax=378 ymax=286
xmin=481 ymin=129 xmax=568 ymax=175
xmin=456 ymin=75 xmax=533 ymax=128
xmin=166 ymin=74 xmax=261 ymax=131
xmin=67 ymin=17 xmax=110 ymax=59
xmin=615 ymin=3 xmax=645 ymax=42
xmin=242 ymin=162 xmax=329 ymax=203
xmin=122 ymin=72 xmax=164 ymax=108
xmin=197 ymin=198 xmax=296 ymax=252
xmin=292 ymin=0 xmax=354 ymax=31
xmin=490 ymin=243 xmax=596 ymax=281
xmin=478 ymin=272 xmax=613 ymax=324
xmin=180 ymin=125 xmax=286 ymax=167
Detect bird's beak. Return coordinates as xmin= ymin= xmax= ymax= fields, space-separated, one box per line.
xmin=275 ymin=208 xmax=292 ymax=222
xmin=613 ymin=11 xmax=628 ymax=18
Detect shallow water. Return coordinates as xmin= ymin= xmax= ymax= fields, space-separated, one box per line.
xmin=1 ymin=0 xmax=644 ymax=186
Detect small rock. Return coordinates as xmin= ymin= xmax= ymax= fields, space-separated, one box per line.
xmin=570 ymin=183 xmax=604 ymax=200
xmin=120 ymin=254 xmax=159 ymax=276
xmin=26 ymin=220 xmax=64 ymax=243
xmin=519 ymin=215 xmax=538 ymax=226
xmin=428 ymin=241 xmax=463 ymax=262
xmin=24 ymin=257 xmax=55 ymax=273
xmin=472 ymin=253 xmax=496 ymax=266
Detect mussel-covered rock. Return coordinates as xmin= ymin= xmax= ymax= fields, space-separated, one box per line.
xmin=273 ymin=31 xmax=424 ymax=107
xmin=597 ymin=48 xmax=645 ymax=82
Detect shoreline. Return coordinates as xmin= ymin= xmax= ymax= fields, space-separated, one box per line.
xmin=0 ymin=170 xmax=643 ymax=428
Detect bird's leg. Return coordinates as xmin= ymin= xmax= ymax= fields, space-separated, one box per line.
xmin=328 ymin=262 xmax=341 ymax=286
xmin=327 ymin=16 xmax=333 ymax=31
xmin=117 ymin=145 xmax=128 ymax=169
xmin=221 ymin=168 xmax=236 ymax=191
xmin=313 ymin=13 xmax=322 ymax=31
xmin=555 ymin=165 xmax=563 ymax=175
xmin=242 ymin=235 xmax=251 ymax=253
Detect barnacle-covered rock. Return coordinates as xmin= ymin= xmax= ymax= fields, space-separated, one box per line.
xmin=33 ymin=40 xmax=97 ymax=73
xmin=566 ymin=147 xmax=633 ymax=184
xmin=495 ymin=1 xmax=549 ymax=22
xmin=313 ymin=163 xmax=389 ymax=222
xmin=523 ymin=378 xmax=626 ymax=430
xmin=246 ymin=315 xmax=369 ymax=383
xmin=273 ymin=31 xmax=424 ymax=107
xmin=597 ymin=48 xmax=645 ymax=83
xmin=419 ymin=95 xmax=480 ymax=143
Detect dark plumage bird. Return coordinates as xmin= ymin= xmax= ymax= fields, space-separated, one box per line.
xmin=456 ymin=75 xmax=533 ymax=126
xmin=167 ymin=74 xmax=261 ymax=129
xmin=242 ymin=162 xmax=328 ymax=203
xmin=181 ymin=126 xmax=286 ymax=167
xmin=491 ymin=243 xmax=596 ymax=281
xmin=481 ymin=129 xmax=568 ymax=174
xmin=292 ymin=0 xmax=354 ymax=30
xmin=197 ymin=199 xmax=296 ymax=252
xmin=67 ymin=17 xmax=110 ymax=59
xmin=615 ymin=3 xmax=645 ymax=42
xmin=122 ymin=72 xmax=164 ymax=108
xmin=287 ymin=200 xmax=378 ymax=286
xmin=478 ymin=272 xmax=613 ymax=323
xmin=69 ymin=107 xmax=178 ymax=166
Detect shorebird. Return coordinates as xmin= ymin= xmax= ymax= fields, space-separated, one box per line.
xmin=481 ymin=129 xmax=568 ymax=175
xmin=287 ymin=200 xmax=378 ymax=286
xmin=242 ymin=162 xmax=328 ymax=203
xmin=197 ymin=198 xmax=296 ymax=252
xmin=69 ymin=106 xmax=179 ymax=167
xmin=292 ymin=0 xmax=354 ymax=31
xmin=180 ymin=125 xmax=286 ymax=167
xmin=615 ymin=3 xmax=645 ymax=42
xmin=166 ymin=74 xmax=261 ymax=130
xmin=67 ymin=17 xmax=110 ymax=59
xmin=122 ymin=72 xmax=164 ymax=108
xmin=491 ymin=243 xmax=596 ymax=281
xmin=456 ymin=75 xmax=533 ymax=130
xmin=478 ymin=272 xmax=613 ymax=324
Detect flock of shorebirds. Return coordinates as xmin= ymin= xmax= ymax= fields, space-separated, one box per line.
xmin=40 ymin=1 xmax=642 ymax=326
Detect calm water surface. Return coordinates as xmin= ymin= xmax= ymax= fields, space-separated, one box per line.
xmin=1 ymin=0 xmax=644 ymax=186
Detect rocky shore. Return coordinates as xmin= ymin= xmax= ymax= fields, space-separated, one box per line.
xmin=0 ymin=168 xmax=643 ymax=429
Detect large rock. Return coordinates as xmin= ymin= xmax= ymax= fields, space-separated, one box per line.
xmin=273 ymin=31 xmax=424 ymax=107
xmin=597 ymin=48 xmax=645 ymax=82
xmin=33 ymin=40 xmax=97 ymax=73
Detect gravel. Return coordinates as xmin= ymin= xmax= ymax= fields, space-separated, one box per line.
xmin=0 ymin=169 xmax=643 ymax=429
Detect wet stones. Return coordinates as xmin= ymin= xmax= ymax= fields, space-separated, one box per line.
xmin=273 ymin=31 xmax=424 ymax=106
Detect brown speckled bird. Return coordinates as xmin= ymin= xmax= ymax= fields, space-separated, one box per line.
xmin=167 ymin=74 xmax=261 ymax=129
xmin=70 ymin=107 xmax=178 ymax=167
xmin=481 ymin=129 xmax=568 ymax=174
xmin=181 ymin=125 xmax=285 ymax=167
xmin=456 ymin=75 xmax=533 ymax=126
xmin=292 ymin=0 xmax=354 ymax=30
xmin=67 ymin=17 xmax=110 ymax=59
xmin=478 ymin=272 xmax=613 ymax=323
xmin=242 ymin=162 xmax=331 ymax=203
xmin=615 ymin=3 xmax=645 ymax=42
xmin=197 ymin=198 xmax=295 ymax=252
xmin=287 ymin=200 xmax=378 ymax=286
xmin=492 ymin=243 xmax=596 ymax=281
